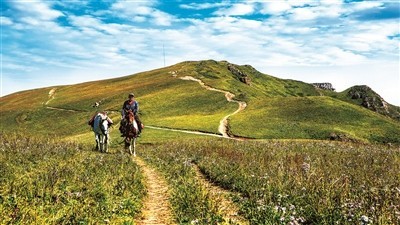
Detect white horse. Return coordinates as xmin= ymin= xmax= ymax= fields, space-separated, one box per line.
xmin=93 ymin=113 xmax=113 ymax=153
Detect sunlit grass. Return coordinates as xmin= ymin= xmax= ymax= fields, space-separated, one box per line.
xmin=0 ymin=133 xmax=145 ymax=224
xmin=141 ymin=139 xmax=400 ymax=225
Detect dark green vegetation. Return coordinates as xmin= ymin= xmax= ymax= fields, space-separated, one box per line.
xmin=0 ymin=133 xmax=145 ymax=224
xmin=1 ymin=60 xmax=399 ymax=143
xmin=142 ymin=139 xmax=400 ymax=225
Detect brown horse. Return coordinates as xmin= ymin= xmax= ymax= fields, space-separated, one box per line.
xmin=122 ymin=111 xmax=139 ymax=156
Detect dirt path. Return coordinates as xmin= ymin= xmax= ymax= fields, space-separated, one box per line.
xmin=193 ymin=165 xmax=249 ymax=225
xmin=135 ymin=157 xmax=175 ymax=225
xmin=45 ymin=106 xmax=85 ymax=112
xmin=146 ymin=125 xmax=223 ymax=138
xmin=45 ymin=88 xmax=57 ymax=105
xmin=179 ymin=76 xmax=247 ymax=138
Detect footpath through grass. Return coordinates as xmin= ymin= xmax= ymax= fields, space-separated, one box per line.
xmin=0 ymin=133 xmax=145 ymax=224
xmin=141 ymin=139 xmax=223 ymax=224
xmin=142 ymin=138 xmax=400 ymax=225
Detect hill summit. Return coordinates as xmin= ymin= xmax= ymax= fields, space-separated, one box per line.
xmin=1 ymin=60 xmax=399 ymax=143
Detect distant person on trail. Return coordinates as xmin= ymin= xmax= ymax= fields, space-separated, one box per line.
xmin=120 ymin=93 xmax=142 ymax=136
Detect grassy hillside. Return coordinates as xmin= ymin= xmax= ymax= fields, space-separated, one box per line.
xmin=1 ymin=60 xmax=399 ymax=143
xmin=231 ymin=96 xmax=400 ymax=143
xmin=318 ymin=85 xmax=400 ymax=121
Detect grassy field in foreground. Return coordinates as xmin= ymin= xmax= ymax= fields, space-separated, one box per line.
xmin=0 ymin=133 xmax=145 ymax=224
xmin=141 ymin=139 xmax=400 ymax=225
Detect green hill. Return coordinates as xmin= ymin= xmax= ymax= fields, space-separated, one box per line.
xmin=1 ymin=60 xmax=399 ymax=143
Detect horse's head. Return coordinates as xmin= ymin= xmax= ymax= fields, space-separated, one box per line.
xmin=93 ymin=113 xmax=110 ymax=135
xmin=127 ymin=110 xmax=135 ymax=124
xmin=101 ymin=118 xmax=109 ymax=132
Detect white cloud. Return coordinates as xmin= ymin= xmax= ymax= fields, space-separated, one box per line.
xmin=152 ymin=11 xmax=174 ymax=26
xmin=11 ymin=1 xmax=64 ymax=21
xmin=261 ymin=2 xmax=292 ymax=14
xmin=2 ymin=0 xmax=399 ymax=105
xmin=350 ymin=1 xmax=384 ymax=11
xmin=325 ymin=47 xmax=367 ymax=65
xmin=215 ymin=3 xmax=255 ymax=16
xmin=291 ymin=7 xmax=318 ymax=20
xmin=110 ymin=0 xmax=174 ymax=26
xmin=180 ymin=2 xmax=230 ymax=10
xmin=0 ymin=16 xmax=13 ymax=25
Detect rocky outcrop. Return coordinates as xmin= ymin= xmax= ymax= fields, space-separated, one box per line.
xmin=227 ymin=64 xmax=251 ymax=85
xmin=329 ymin=132 xmax=358 ymax=142
xmin=312 ymin=83 xmax=335 ymax=91
xmin=346 ymin=85 xmax=398 ymax=119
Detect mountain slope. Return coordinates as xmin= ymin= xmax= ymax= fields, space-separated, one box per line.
xmin=1 ymin=60 xmax=399 ymax=143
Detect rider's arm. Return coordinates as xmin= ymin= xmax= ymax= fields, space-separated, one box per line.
xmin=121 ymin=101 xmax=126 ymax=117
xmin=135 ymin=101 xmax=139 ymax=114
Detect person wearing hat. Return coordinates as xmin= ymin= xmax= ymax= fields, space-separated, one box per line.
xmin=121 ymin=93 xmax=142 ymax=135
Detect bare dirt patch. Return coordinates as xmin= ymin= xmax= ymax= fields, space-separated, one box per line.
xmin=135 ymin=157 xmax=175 ymax=225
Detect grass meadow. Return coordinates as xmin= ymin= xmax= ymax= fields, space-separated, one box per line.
xmin=141 ymin=138 xmax=400 ymax=225
xmin=0 ymin=133 xmax=145 ymax=224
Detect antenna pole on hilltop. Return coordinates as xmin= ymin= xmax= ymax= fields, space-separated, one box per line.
xmin=163 ymin=44 xmax=166 ymax=67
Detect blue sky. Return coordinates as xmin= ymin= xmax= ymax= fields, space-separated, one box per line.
xmin=1 ymin=0 xmax=399 ymax=105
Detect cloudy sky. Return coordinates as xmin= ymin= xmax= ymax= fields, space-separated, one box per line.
xmin=1 ymin=0 xmax=399 ymax=105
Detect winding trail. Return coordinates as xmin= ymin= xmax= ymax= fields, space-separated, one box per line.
xmin=45 ymin=106 xmax=85 ymax=112
xmin=179 ymin=76 xmax=247 ymax=138
xmin=45 ymin=88 xmax=56 ymax=105
xmin=146 ymin=125 xmax=223 ymax=138
xmin=44 ymin=88 xmax=87 ymax=112
xmin=135 ymin=157 xmax=175 ymax=225
xmin=193 ymin=165 xmax=249 ymax=225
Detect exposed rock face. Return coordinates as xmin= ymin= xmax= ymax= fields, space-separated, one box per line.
xmin=329 ymin=132 xmax=358 ymax=142
xmin=227 ymin=64 xmax=251 ymax=85
xmin=347 ymin=85 xmax=390 ymax=114
xmin=312 ymin=83 xmax=335 ymax=91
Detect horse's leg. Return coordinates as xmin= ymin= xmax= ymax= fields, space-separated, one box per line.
xmin=104 ymin=134 xmax=108 ymax=153
xmin=132 ymin=138 xmax=136 ymax=157
xmin=100 ymin=135 xmax=105 ymax=153
xmin=95 ymin=134 xmax=99 ymax=151
xmin=128 ymin=138 xmax=133 ymax=155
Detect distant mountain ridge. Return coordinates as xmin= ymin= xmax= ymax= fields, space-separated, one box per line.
xmin=1 ymin=60 xmax=399 ymax=143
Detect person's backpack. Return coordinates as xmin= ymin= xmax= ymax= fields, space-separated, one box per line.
xmin=88 ymin=116 xmax=95 ymax=127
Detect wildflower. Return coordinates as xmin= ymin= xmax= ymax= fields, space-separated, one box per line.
xmin=191 ymin=219 xmax=199 ymax=224
xmin=360 ymin=215 xmax=369 ymax=224
xmin=301 ymin=162 xmax=310 ymax=173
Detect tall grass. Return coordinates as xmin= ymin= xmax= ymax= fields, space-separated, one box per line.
xmin=143 ymin=139 xmax=400 ymax=225
xmin=0 ymin=133 xmax=145 ymax=224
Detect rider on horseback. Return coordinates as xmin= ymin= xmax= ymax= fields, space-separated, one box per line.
xmin=120 ymin=93 xmax=142 ymax=136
